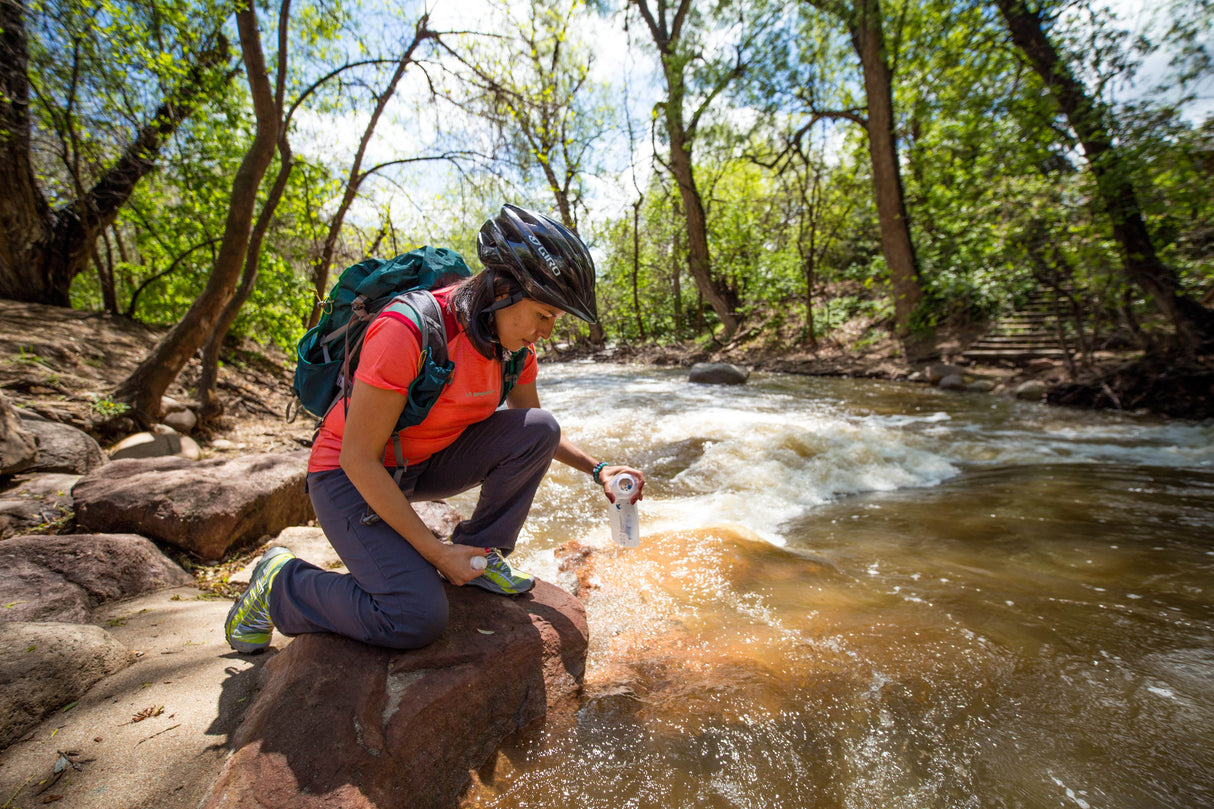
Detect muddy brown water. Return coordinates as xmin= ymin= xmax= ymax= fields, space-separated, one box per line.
xmin=452 ymin=364 xmax=1214 ymax=809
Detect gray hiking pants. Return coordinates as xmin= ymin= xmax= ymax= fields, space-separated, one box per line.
xmin=268 ymin=407 xmax=560 ymax=649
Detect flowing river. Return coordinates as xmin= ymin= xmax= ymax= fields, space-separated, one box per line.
xmin=453 ymin=362 xmax=1214 ymax=809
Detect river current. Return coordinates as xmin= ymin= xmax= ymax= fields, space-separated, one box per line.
xmin=454 ymin=363 xmax=1214 ymax=809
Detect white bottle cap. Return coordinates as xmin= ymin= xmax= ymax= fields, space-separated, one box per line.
xmin=470 ymin=556 xmax=487 ymax=571
xmin=610 ymin=473 xmax=636 ymax=498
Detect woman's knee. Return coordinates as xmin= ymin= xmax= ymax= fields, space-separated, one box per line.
xmin=523 ymin=408 xmax=561 ymax=454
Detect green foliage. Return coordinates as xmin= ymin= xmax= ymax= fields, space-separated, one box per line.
xmin=24 ymin=0 xmax=231 ymax=207
xmin=25 ymin=0 xmax=1211 ymax=365
xmin=90 ymin=394 xmax=131 ymax=418
xmin=9 ymin=346 xmax=53 ymax=370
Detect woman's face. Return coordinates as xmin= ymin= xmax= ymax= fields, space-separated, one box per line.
xmin=493 ymin=297 xmax=565 ymax=351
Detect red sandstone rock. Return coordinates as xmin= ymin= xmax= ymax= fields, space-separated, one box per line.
xmin=72 ymin=451 xmax=314 ymax=561
xmin=0 ymin=533 xmax=193 ymax=624
xmin=204 ymin=580 xmax=588 ymax=809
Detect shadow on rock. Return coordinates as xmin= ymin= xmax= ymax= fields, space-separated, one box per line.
xmin=206 ymin=649 xmax=282 ymax=750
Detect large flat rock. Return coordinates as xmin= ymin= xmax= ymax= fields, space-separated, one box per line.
xmin=0 ymin=533 xmax=193 ymax=624
xmin=0 ymin=622 xmax=134 ymax=749
xmin=73 ymin=451 xmax=314 ymax=561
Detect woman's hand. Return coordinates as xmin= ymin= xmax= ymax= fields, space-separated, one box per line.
xmin=601 ymin=465 xmax=645 ymax=504
xmin=435 ymin=543 xmax=490 ymax=587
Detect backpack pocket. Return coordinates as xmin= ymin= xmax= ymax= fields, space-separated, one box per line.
xmin=398 ymin=347 xmax=455 ymax=431
xmin=293 ymin=324 xmax=345 ymax=419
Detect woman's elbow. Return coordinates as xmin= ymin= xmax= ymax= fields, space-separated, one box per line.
xmin=339 ymin=443 xmax=378 ymax=480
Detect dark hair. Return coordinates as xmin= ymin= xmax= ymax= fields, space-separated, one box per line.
xmin=450 ymin=269 xmax=525 ymax=359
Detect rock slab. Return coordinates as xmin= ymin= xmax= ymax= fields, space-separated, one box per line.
xmin=0 ymin=533 xmax=193 ymax=624
xmin=0 ymin=622 xmax=134 ymax=748
xmin=204 ymin=580 xmax=588 ymax=809
xmin=73 ymin=451 xmax=314 ymax=561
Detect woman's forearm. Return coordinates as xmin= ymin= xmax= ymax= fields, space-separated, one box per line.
xmin=338 ymin=380 xmax=484 ymax=583
xmin=554 ymin=435 xmax=598 ymax=475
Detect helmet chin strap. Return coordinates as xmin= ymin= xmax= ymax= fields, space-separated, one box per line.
xmin=484 ymin=291 xmax=525 ymax=313
xmin=485 ymin=295 xmax=524 ymax=352
xmin=484 ymin=291 xmax=525 ymax=355
xmin=481 ymin=267 xmax=525 ymax=314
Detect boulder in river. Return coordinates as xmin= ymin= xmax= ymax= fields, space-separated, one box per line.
xmin=925 ymin=363 xmax=966 ymax=385
xmin=938 ymin=373 xmax=966 ymax=391
xmin=689 ymin=363 xmax=751 ymax=385
xmin=1015 ymin=380 xmax=1048 ymax=402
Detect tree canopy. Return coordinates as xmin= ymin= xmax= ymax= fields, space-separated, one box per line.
xmin=2 ymin=0 xmax=1210 ymax=416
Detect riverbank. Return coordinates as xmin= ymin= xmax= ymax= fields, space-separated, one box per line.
xmin=2 ymin=299 xmax=1210 ymax=464
xmin=545 ymin=327 xmax=1214 ymax=421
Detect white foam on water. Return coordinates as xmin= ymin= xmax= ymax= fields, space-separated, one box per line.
xmin=539 ymin=363 xmax=1213 ymax=546
xmin=491 ymin=363 xmax=1214 ymax=809
xmin=623 ymin=405 xmax=957 ymax=540
xmin=1050 ymin=775 xmax=1093 ymax=809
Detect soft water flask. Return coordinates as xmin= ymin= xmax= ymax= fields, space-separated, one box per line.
xmin=608 ymin=473 xmax=641 ymax=548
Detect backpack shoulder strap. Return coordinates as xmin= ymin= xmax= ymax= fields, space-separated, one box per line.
xmin=499 ymin=346 xmax=532 ymax=406
xmin=381 ymin=289 xmax=449 ymax=362
xmin=368 ymin=289 xmax=458 ymax=487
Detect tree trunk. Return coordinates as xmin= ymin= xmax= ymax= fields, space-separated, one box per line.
xmin=0 ymin=0 xmax=51 ymax=300
xmin=92 ymin=233 xmax=118 ymax=314
xmin=848 ymin=0 xmax=929 ymax=357
xmin=662 ymin=83 xmax=740 ymax=338
xmin=538 ymin=157 xmax=575 ymax=229
xmin=197 ymin=138 xmax=295 ymax=421
xmin=632 ymin=0 xmax=739 ymax=338
xmin=793 ymin=156 xmax=821 ymax=350
xmin=671 ymin=200 xmax=684 ymax=335
xmin=995 ymin=0 xmax=1214 ymax=351
xmin=0 ymin=0 xmax=226 ymax=305
xmin=632 ymin=195 xmax=646 ymax=341
xmin=113 ymin=6 xmax=279 ymax=421
xmin=800 ymin=215 xmax=818 ymax=350
xmin=197 ymin=0 xmax=295 ymax=423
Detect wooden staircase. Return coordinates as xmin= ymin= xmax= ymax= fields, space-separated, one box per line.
xmin=962 ymin=291 xmax=1073 ymax=365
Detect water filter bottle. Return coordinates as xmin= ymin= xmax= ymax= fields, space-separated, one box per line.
xmin=608 ymin=473 xmax=641 ymax=548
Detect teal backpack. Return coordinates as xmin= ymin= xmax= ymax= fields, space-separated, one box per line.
xmin=290 ymin=246 xmax=532 ymax=479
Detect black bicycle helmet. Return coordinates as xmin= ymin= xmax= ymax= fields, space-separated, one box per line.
xmin=477 ymin=204 xmax=598 ymax=324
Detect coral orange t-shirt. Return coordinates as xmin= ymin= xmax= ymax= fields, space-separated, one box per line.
xmin=307 ymin=286 xmax=538 ymax=473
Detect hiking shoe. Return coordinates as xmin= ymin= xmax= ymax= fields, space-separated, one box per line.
xmin=467 ymin=548 xmax=535 ymax=596
xmin=225 ymin=547 xmax=296 ymax=653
